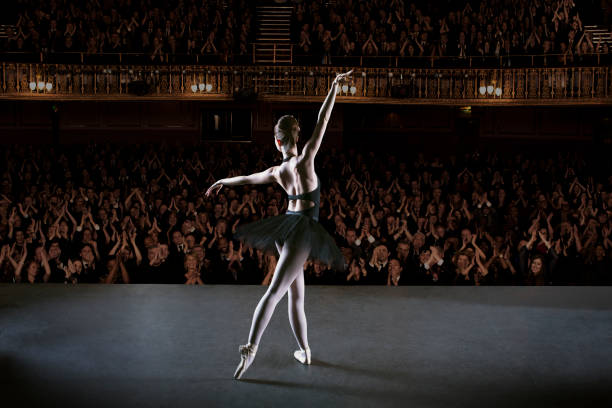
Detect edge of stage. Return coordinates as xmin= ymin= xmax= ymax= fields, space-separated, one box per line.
xmin=1 ymin=284 xmax=612 ymax=408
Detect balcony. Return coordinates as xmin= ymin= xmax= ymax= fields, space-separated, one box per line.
xmin=1 ymin=61 xmax=610 ymax=105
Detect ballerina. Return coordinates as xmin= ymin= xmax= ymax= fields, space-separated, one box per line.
xmin=205 ymin=69 xmax=353 ymax=379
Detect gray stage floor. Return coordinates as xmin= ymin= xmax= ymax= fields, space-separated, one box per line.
xmin=1 ymin=284 xmax=611 ymax=408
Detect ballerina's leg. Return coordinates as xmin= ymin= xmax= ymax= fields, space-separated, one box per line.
xmin=246 ymin=237 xmax=311 ymax=346
xmin=288 ymin=269 xmax=309 ymax=350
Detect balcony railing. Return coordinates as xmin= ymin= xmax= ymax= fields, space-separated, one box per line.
xmin=1 ymin=62 xmax=610 ymax=103
xmin=1 ymin=50 xmax=610 ymax=68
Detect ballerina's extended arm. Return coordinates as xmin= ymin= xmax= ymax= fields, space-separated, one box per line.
xmin=205 ymin=167 xmax=278 ymax=197
xmin=300 ymin=70 xmax=352 ymax=163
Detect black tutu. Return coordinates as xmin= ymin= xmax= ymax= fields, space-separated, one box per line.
xmin=234 ymin=212 xmax=346 ymax=271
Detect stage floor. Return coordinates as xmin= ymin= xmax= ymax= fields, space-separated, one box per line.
xmin=1 ymin=284 xmax=611 ymax=408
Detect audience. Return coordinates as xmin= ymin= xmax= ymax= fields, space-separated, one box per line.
xmin=3 ymin=0 xmax=255 ymax=63
xmin=1 ymin=2 xmax=609 ymax=285
xmin=292 ymin=0 xmax=609 ymax=65
xmin=0 ymin=142 xmax=610 ymax=286
xmin=2 ymin=0 xmax=610 ymax=66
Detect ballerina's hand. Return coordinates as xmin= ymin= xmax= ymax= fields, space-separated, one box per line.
xmin=334 ymin=70 xmax=353 ymax=84
xmin=205 ymin=180 xmax=224 ymax=197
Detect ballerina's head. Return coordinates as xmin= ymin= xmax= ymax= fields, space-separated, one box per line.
xmin=274 ymin=115 xmax=300 ymax=154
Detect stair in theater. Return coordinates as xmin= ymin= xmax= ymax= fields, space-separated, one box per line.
xmin=583 ymin=25 xmax=612 ymax=48
xmin=0 ymin=25 xmax=16 ymax=40
xmin=254 ymin=5 xmax=293 ymax=64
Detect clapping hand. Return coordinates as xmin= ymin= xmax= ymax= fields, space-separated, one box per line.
xmin=66 ymin=259 xmax=75 ymax=278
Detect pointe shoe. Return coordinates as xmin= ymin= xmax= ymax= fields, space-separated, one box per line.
xmin=293 ymin=347 xmax=311 ymax=365
xmin=234 ymin=343 xmax=258 ymax=380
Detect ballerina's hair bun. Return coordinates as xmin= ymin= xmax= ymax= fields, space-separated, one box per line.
xmin=274 ymin=115 xmax=298 ymax=148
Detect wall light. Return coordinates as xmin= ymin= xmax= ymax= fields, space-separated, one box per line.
xmin=479 ymin=81 xmax=503 ymax=98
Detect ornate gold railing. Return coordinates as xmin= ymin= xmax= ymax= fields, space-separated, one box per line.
xmin=1 ymin=63 xmax=610 ymax=103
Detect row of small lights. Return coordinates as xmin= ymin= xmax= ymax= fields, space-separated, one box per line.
xmin=479 ymin=82 xmax=503 ymax=97
xmin=191 ymin=83 xmax=214 ymax=92
xmin=338 ymin=84 xmax=358 ymax=95
xmin=334 ymin=71 xmax=358 ymax=95
xmin=29 ymin=81 xmax=53 ymax=92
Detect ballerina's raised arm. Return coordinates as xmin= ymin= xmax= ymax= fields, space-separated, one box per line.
xmin=300 ymin=70 xmax=352 ymax=163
